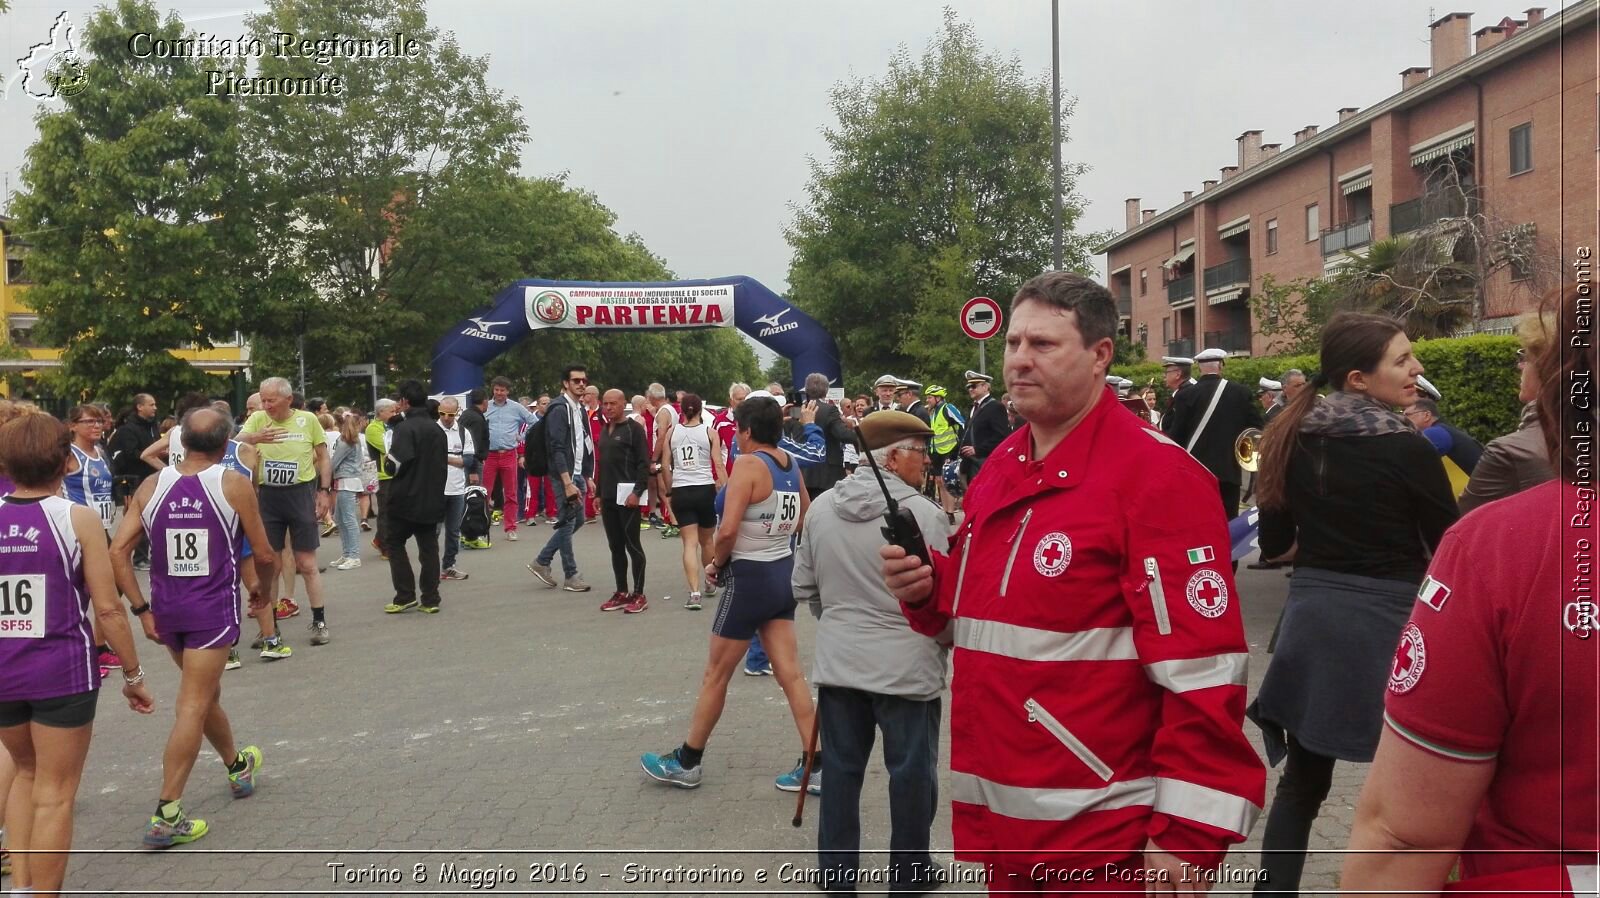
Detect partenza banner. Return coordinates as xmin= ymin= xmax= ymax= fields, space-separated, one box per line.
xmin=523 ymin=285 xmax=735 ymax=330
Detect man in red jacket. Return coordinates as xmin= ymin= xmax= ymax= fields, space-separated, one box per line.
xmin=883 ymin=271 xmax=1265 ymax=893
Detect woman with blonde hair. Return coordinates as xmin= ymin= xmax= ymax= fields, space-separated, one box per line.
xmin=328 ymin=412 xmax=367 ymax=570
xmin=1247 ymin=311 xmax=1459 ymax=894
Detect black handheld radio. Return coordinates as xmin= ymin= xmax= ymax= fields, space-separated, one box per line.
xmin=859 ymin=434 xmax=931 ymax=568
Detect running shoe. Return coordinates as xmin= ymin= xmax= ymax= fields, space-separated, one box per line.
xmin=506 ymin=530 xmax=519 ymax=542
xmin=308 ymin=621 xmax=330 ymax=645
xmin=640 ymin=748 xmax=702 ymax=789
xmin=704 ymin=582 xmax=719 ymax=601
xmin=250 ymin=633 xmax=267 ymax=650
xmin=440 ymin=567 xmax=468 ymax=581
xmin=225 ymin=649 xmax=241 ymax=671
xmin=683 ymin=592 xmax=703 ymax=611
xmin=648 ymin=513 xmax=664 ymax=529
xmin=132 ymin=559 xmax=152 ymax=572
xmin=419 ymin=604 xmax=441 ymax=614
xmin=640 ymin=518 xmax=653 ymax=530
xmin=320 ymin=520 xmax=337 ymax=538
xmin=660 ymin=525 xmax=680 ymax=539
xmin=527 ymin=562 xmax=556 ymax=587
xmin=384 ymin=598 xmax=419 ymax=614
xmin=259 ymin=638 xmax=292 ymax=661
xmin=462 ymin=537 xmax=491 ymax=550
xmin=360 ymin=520 xmax=372 ymax=532
xmin=623 ymin=593 xmax=648 ymax=614
xmin=491 ymin=509 xmax=503 ymax=524
xmin=743 ymin=662 xmax=774 ymax=677
xmin=98 ymin=648 xmax=122 ymax=669
xmin=561 ymin=575 xmax=592 ymax=593
xmin=144 ymin=804 xmax=208 ymax=848
xmin=274 ymin=598 xmax=301 ymax=620
xmin=600 ymin=591 xmax=629 ymax=612
xmin=775 ymin=758 xmax=823 ymax=795
xmin=228 ymin=746 xmax=263 ymax=798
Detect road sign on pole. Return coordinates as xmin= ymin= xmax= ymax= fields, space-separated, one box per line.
xmin=961 ymin=296 xmax=1004 ymax=375
xmin=960 ymin=296 xmax=1003 ymax=341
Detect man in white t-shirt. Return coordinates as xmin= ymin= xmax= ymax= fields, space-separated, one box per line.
xmin=437 ymin=397 xmax=477 ymax=581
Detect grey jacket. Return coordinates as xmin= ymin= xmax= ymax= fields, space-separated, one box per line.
xmin=792 ymin=464 xmax=952 ymax=701
xmin=1457 ymin=402 xmax=1554 ymax=514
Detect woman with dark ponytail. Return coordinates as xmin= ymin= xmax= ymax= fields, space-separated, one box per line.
xmin=1247 ymin=311 xmax=1459 ymax=895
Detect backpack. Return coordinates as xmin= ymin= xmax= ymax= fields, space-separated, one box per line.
xmin=460 ymin=486 xmax=491 ymax=543
xmin=523 ymin=414 xmax=550 ymax=477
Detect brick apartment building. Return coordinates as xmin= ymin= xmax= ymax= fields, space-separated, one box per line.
xmin=1097 ymin=2 xmax=1597 ymax=359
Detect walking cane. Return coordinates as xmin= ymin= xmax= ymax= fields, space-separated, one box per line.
xmin=791 ymin=707 xmax=822 ymax=827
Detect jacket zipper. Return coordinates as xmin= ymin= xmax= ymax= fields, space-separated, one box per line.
xmin=999 ymin=509 xmax=1033 ymax=596
xmin=1144 ymin=557 xmax=1171 ymax=636
xmin=1025 ymin=697 xmax=1113 ymax=782
xmin=951 ymin=527 xmax=974 ymax=616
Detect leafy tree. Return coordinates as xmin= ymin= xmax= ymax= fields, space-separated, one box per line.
xmin=236 ymin=0 xmax=527 ymax=393
xmin=787 ymin=10 xmax=1108 ymax=394
xmin=10 ymin=0 xmax=262 ymax=402
xmin=1249 ymin=274 xmax=1348 ymax=356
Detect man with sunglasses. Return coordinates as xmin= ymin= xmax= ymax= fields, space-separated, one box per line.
xmin=528 ymin=365 xmax=595 ymax=593
xmin=436 ymin=397 xmax=477 ymax=582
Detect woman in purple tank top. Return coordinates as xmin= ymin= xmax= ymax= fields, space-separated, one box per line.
xmin=0 ymin=413 xmax=154 ymax=894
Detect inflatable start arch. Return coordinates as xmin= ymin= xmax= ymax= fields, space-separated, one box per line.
xmin=430 ymin=277 xmax=841 ymax=395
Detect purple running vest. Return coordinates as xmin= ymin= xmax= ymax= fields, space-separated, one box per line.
xmin=142 ymin=466 xmax=242 ymax=632
xmin=0 ymin=495 xmax=97 ymax=701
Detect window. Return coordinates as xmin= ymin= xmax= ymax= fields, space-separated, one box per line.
xmin=1266 ymin=219 xmax=1279 ymax=255
xmin=1510 ymin=123 xmax=1533 ymax=175
xmin=7 ymin=315 xmax=39 ymax=348
xmin=4 ymin=257 xmax=26 ymax=285
xmin=1305 ymin=204 xmax=1319 ymax=240
xmin=1140 ymin=269 xmax=1148 ymax=296
xmin=1161 ymin=316 xmax=1170 ymax=344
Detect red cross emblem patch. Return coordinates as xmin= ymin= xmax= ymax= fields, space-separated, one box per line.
xmin=1032 ymin=532 xmax=1072 ymax=577
xmin=1388 ymin=622 xmax=1426 ymax=694
xmin=1185 ymin=569 xmax=1229 ymax=618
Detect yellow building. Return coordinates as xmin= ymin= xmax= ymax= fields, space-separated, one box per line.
xmin=0 ymin=216 xmax=253 ymax=402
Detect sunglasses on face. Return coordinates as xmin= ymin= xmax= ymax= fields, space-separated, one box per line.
xmin=568 ymin=378 xmax=588 ymax=385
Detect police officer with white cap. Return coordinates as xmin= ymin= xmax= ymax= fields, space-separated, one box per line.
xmin=957 ymin=370 xmax=1009 ymax=480
xmin=895 ymin=379 xmax=930 ymax=425
xmin=1160 ymin=355 xmax=1195 ymax=419
xmin=1163 ymin=347 xmax=1263 ymax=523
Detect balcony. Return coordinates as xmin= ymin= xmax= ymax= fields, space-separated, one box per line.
xmin=1166 ymin=338 xmax=1194 ymax=358
xmin=1116 ymin=296 xmax=1132 ymax=317
xmin=1390 ymin=190 xmax=1475 ymax=235
xmin=1320 ymin=217 xmax=1373 ymax=257
xmin=1202 ymin=328 xmax=1253 ymax=354
xmin=1167 ymin=273 xmax=1195 ymax=305
xmin=1203 ymin=257 xmax=1251 ymax=295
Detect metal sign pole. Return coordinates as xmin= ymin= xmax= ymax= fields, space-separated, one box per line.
xmin=978 ymin=339 xmax=986 ymax=377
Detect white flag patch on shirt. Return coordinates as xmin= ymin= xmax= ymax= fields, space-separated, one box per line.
xmin=1417 ymin=575 xmax=1451 ymax=612
xmin=1186 ymin=546 xmax=1215 ymax=564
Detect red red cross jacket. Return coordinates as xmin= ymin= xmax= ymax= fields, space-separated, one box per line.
xmin=902 ymin=387 xmax=1265 ymax=873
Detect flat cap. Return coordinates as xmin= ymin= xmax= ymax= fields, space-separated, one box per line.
xmin=1258 ymin=377 xmax=1282 ymax=392
xmin=1159 ymin=356 xmax=1193 ymax=368
xmin=873 ymin=374 xmax=900 ymax=389
xmin=1194 ymin=347 xmax=1229 ymax=362
xmin=858 ymin=411 xmax=934 ymax=451
xmin=964 ymin=370 xmax=993 ymax=385
xmin=1416 ymin=374 xmax=1441 ymax=400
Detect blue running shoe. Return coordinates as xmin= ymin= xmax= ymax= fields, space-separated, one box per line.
xmin=229 ymin=745 xmax=262 ymax=798
xmin=640 ymin=748 xmax=702 ymax=789
xmin=774 ymin=757 xmax=822 ymax=795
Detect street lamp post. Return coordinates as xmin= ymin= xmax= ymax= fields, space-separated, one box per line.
xmin=1051 ymin=0 xmax=1063 ymax=271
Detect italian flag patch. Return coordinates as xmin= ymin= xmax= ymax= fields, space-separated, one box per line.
xmin=1417 ymin=575 xmax=1451 ymax=612
xmin=1186 ymin=546 xmax=1215 ymax=564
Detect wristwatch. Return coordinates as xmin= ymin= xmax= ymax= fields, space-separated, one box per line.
xmin=129 ymin=602 xmax=151 ymax=616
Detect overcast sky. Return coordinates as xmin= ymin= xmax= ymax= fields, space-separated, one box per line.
xmin=2 ymin=0 xmax=1563 ymax=296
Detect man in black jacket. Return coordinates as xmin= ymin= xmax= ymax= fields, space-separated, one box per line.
xmin=1162 ymin=347 xmax=1263 ymax=521
xmin=458 ymin=388 xmax=490 ymax=480
xmin=957 ymin=370 xmax=1010 ymax=482
xmin=108 ymin=393 xmax=160 ymax=567
xmin=801 ymin=372 xmax=856 ymax=498
xmin=529 ymin=364 xmax=595 ymax=593
xmin=382 ymin=380 xmax=448 ymax=614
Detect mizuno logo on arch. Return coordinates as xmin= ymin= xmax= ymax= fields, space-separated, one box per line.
xmin=755 ymin=308 xmax=799 ymax=338
xmin=462 ymin=317 xmax=510 ymax=342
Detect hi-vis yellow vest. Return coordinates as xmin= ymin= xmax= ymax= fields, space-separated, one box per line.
xmin=930 ymin=403 xmax=965 ymax=455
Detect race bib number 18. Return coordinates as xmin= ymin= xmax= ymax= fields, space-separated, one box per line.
xmin=167 ymin=529 xmax=211 ymax=577
xmin=262 ymin=460 xmax=298 ymax=487
xmin=0 ymin=574 xmax=46 ymax=639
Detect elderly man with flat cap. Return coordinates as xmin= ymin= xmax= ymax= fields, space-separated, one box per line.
xmin=957 ymin=370 xmax=1010 ymax=482
xmin=869 ymin=375 xmax=900 ymax=416
xmin=1163 ymin=347 xmax=1264 ymax=524
xmin=793 ymin=411 xmax=953 ymax=895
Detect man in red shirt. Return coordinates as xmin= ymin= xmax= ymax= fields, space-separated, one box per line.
xmin=883 ymin=272 xmax=1264 ymax=892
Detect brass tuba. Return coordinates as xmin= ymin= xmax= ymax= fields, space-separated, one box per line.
xmin=1235 ymin=427 xmax=1263 ymax=472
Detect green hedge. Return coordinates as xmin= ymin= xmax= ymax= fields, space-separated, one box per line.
xmin=1111 ymin=335 xmax=1522 ymax=444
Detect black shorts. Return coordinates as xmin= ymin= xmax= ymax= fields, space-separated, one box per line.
xmin=258 ymin=481 xmax=320 ymax=553
xmin=670 ymin=484 xmax=717 ymax=529
xmin=0 ymin=688 xmax=99 ymax=729
xmin=711 ymin=556 xmax=797 ymax=641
